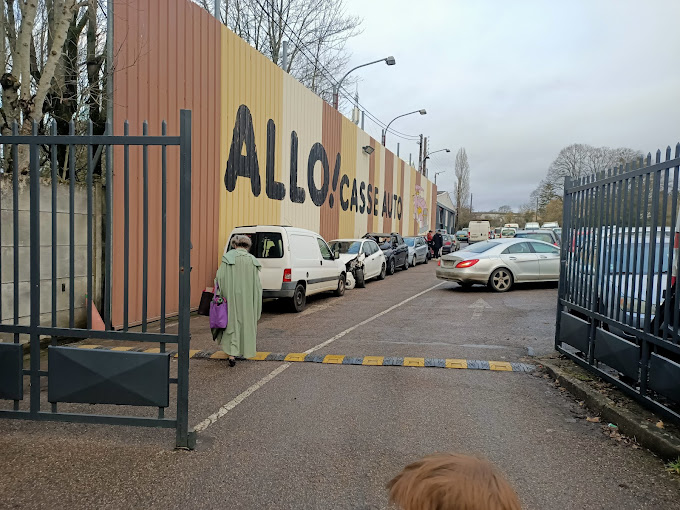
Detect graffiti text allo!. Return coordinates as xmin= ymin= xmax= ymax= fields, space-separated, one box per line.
xmin=224 ymin=104 xmax=403 ymax=220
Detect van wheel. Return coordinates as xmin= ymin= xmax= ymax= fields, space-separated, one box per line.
xmin=356 ymin=269 xmax=366 ymax=288
xmin=488 ymin=268 xmax=513 ymax=292
xmin=335 ymin=274 xmax=346 ymax=296
xmin=289 ymin=284 xmax=306 ymax=312
xmin=378 ymin=263 xmax=386 ymax=280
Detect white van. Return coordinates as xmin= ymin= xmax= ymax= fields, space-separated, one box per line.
xmin=467 ymin=221 xmax=491 ymax=244
xmin=525 ymin=222 xmax=540 ymax=230
xmin=226 ymin=226 xmax=346 ymax=312
xmin=541 ymin=222 xmax=559 ymax=229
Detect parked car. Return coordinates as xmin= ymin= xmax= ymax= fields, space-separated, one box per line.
xmin=525 ymin=222 xmax=540 ymax=230
xmin=493 ymin=227 xmax=503 ymax=238
xmin=226 ymin=226 xmax=345 ymax=312
xmin=542 ymin=222 xmax=559 ymax=229
xmin=500 ymin=227 xmax=516 ymax=238
xmin=329 ymin=238 xmax=386 ymax=288
xmin=455 ymin=230 xmax=468 ymax=242
xmin=404 ymin=236 xmax=429 ymax=266
xmin=441 ymin=234 xmax=460 ymax=255
xmin=363 ymin=232 xmax=409 ymax=275
xmin=468 ymin=221 xmax=491 ymax=244
xmin=435 ymin=238 xmax=560 ymax=292
xmin=513 ymin=229 xmax=560 ymax=246
xmin=504 ymin=223 xmax=520 ymax=229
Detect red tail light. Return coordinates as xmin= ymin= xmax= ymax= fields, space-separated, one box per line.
xmin=456 ymin=259 xmax=479 ymax=268
xmin=283 ymin=269 xmax=292 ymax=282
xmin=445 ymin=241 xmax=451 ymax=246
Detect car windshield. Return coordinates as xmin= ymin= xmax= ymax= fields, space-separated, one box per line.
xmin=404 ymin=238 xmax=416 ymax=247
xmin=330 ymin=241 xmax=361 ymax=254
xmin=516 ymin=232 xmax=554 ymax=243
xmin=462 ymin=242 xmax=498 ymax=253
xmin=605 ymin=241 xmax=670 ymax=274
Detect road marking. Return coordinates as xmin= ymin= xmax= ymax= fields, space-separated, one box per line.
xmin=193 ymin=363 xmax=292 ymax=433
xmin=363 ymin=356 xmax=384 ymax=366
xmin=403 ymin=357 xmax=425 ymax=367
xmin=468 ymin=298 xmax=492 ymax=320
xmin=302 ymin=282 xmax=445 ymax=355
xmin=323 ymin=354 xmax=345 ymax=364
xmin=284 ymin=353 xmax=308 ymax=362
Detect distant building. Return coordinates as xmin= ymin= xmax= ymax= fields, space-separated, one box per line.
xmin=473 ymin=211 xmax=506 ymax=223
xmin=436 ymin=192 xmax=456 ymax=233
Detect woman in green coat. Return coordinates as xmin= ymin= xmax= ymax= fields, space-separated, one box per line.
xmin=211 ymin=235 xmax=263 ymax=366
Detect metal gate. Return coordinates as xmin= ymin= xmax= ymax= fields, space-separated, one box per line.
xmin=556 ymin=144 xmax=680 ymax=421
xmin=0 ymin=110 xmax=194 ymax=448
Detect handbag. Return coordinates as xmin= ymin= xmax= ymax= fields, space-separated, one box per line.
xmin=198 ymin=288 xmax=213 ymax=316
xmin=209 ymin=280 xmax=228 ymax=329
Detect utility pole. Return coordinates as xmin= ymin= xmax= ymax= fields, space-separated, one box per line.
xmin=417 ymin=134 xmax=423 ymax=173
xmin=282 ymin=41 xmax=289 ymax=72
xmin=535 ymin=196 xmax=538 ymax=222
xmin=422 ymin=137 xmax=428 ymax=176
xmin=470 ymin=193 xmax=473 ymax=216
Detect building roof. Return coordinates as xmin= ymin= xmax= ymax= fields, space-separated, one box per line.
xmin=436 ymin=192 xmax=455 ymax=213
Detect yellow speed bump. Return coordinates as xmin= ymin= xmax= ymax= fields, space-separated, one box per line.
xmin=403 ymin=357 xmax=425 ymax=367
xmin=110 ymin=346 xmax=134 ymax=351
xmin=284 ymin=353 xmax=308 ymax=362
xmin=210 ymin=351 xmax=229 ymax=359
xmin=175 ymin=350 xmax=201 ymax=359
xmin=362 ymin=356 xmax=384 ymax=366
xmin=248 ymin=352 xmax=271 ymax=361
xmin=143 ymin=347 xmax=161 ymax=353
xmin=77 ymin=345 xmax=101 ymax=349
xmin=323 ymin=355 xmax=345 ymax=364
xmin=489 ymin=361 xmax=513 ymax=371
xmin=446 ymin=359 xmax=468 ymax=369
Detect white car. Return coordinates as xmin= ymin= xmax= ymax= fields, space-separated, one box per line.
xmin=329 ymin=238 xmax=387 ymax=287
xmin=226 ymin=226 xmax=346 ymax=312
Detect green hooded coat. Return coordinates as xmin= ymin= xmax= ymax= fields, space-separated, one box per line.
xmin=211 ymin=248 xmax=262 ymax=358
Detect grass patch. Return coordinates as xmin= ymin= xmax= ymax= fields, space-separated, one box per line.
xmin=665 ymin=458 xmax=680 ymax=475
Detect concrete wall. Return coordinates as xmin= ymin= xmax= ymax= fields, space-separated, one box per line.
xmin=0 ymin=179 xmax=103 ymax=342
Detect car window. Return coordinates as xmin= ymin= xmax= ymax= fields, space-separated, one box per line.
xmin=463 ymin=242 xmax=499 ymax=253
xmin=503 ymin=242 xmax=532 ymax=254
xmin=404 ymin=237 xmax=416 ymax=247
xmin=317 ymin=238 xmax=334 ymax=261
xmin=228 ymin=232 xmax=284 ymax=258
xmin=516 ymin=232 xmax=554 ymax=243
xmin=330 ymin=241 xmax=362 ymax=256
xmin=530 ymin=242 xmax=559 ymax=254
xmin=368 ymin=241 xmax=379 ymax=254
xmin=397 ymin=235 xmax=404 ymax=244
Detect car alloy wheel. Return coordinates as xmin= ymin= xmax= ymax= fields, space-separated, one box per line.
xmin=378 ymin=263 xmax=386 ymax=280
xmin=389 ymin=258 xmax=396 ymax=275
xmin=489 ymin=268 xmax=513 ymax=292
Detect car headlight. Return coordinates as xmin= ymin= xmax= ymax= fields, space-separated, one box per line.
xmin=619 ymin=297 xmax=645 ymax=312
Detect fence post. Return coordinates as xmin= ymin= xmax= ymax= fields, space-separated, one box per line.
xmin=29 ymin=122 xmax=41 ymax=416
xmin=555 ymin=176 xmax=571 ymax=349
xmin=176 ymin=109 xmax=195 ymax=449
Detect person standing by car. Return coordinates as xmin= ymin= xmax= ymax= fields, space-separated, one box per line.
xmin=211 ymin=234 xmax=263 ymax=367
xmin=426 ymin=230 xmax=434 ymax=257
xmin=432 ymin=231 xmax=444 ymax=259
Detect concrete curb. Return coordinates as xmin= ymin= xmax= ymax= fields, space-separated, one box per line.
xmin=540 ymin=358 xmax=680 ymax=461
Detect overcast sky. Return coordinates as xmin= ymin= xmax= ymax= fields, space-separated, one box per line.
xmin=340 ymin=0 xmax=680 ymax=211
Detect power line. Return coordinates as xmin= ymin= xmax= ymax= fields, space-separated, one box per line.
xmin=251 ymin=0 xmax=423 ymax=141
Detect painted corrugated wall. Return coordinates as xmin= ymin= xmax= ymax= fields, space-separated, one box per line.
xmin=112 ymin=0 xmax=437 ymax=325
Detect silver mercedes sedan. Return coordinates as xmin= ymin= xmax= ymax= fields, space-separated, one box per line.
xmin=435 ymin=238 xmax=560 ymax=292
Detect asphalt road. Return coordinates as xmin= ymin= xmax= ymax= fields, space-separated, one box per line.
xmin=2 ymin=256 xmax=680 ymax=509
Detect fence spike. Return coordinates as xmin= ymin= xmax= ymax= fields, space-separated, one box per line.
xmin=32 ymin=121 xmax=38 ymax=135
xmin=656 ymin=149 xmax=662 ymax=164
xmin=666 ymin=146 xmax=672 ymax=161
xmin=675 ymin=142 xmax=680 ymax=158
xmin=162 ymin=120 xmax=167 ymax=134
xmin=143 ymin=120 xmax=148 ymax=134
xmin=646 ymin=153 xmax=652 ymax=166
xmin=51 ymin=121 xmax=57 ymax=135
xmin=106 ymin=120 xmax=112 ymax=135
xmin=124 ymin=120 xmax=129 ymax=134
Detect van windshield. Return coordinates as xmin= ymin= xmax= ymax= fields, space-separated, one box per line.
xmin=228 ymin=232 xmax=284 ymax=258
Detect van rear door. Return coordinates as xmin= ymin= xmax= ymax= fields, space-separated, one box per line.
xmin=227 ymin=231 xmax=285 ymax=291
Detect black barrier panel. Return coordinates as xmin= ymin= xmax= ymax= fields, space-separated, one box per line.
xmin=594 ymin=328 xmax=640 ymax=380
xmin=559 ymin=312 xmax=590 ymax=353
xmin=0 ymin=343 xmax=23 ymax=401
xmin=48 ymin=347 xmax=170 ymax=408
xmin=648 ymin=353 xmax=680 ymax=403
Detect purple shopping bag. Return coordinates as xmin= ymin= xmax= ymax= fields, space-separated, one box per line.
xmin=209 ymin=281 xmax=228 ymax=329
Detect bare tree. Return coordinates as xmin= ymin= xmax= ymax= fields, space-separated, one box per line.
xmin=454 ymin=147 xmax=470 ymax=229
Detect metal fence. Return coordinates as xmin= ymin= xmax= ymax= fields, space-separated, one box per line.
xmin=0 ymin=110 xmax=194 ymax=448
xmin=556 ymin=144 xmax=680 ymax=421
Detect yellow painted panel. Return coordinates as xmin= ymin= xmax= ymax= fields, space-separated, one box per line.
xmin=248 ymin=351 xmax=271 ymax=361
xmin=402 ymin=165 xmax=412 ymax=235
xmin=284 ymin=353 xmax=308 ymax=362
xmin=489 ymin=361 xmax=513 ymax=371
xmin=337 ymin=116 xmax=358 ymax=239
xmin=403 ymin=357 xmax=425 ymax=367
xmin=446 ymin=359 xmax=468 ymax=369
xmin=362 ymin=356 xmax=384 ymax=366
xmin=323 ymin=354 xmax=345 ymax=364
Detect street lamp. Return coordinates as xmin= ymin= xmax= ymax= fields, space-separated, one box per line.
xmin=424 ymin=148 xmax=451 ymax=160
xmin=332 ymin=56 xmax=396 ymax=110
xmin=434 ymin=170 xmax=446 ymax=186
xmin=381 ymin=109 xmax=427 ymax=146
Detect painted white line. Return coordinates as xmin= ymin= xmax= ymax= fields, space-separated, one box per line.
xmin=303 ymin=282 xmax=445 ymax=355
xmin=193 ymin=282 xmax=443 ymax=433
xmin=193 ymin=363 xmax=292 ymax=432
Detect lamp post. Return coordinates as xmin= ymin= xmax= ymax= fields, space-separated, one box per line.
xmin=434 ymin=170 xmax=446 ymax=186
xmin=333 ymin=56 xmax=396 ymax=110
xmin=382 ymin=109 xmax=427 ymax=146
xmin=424 ymin=148 xmax=451 ymax=160
xmin=423 ymin=148 xmax=450 ymax=180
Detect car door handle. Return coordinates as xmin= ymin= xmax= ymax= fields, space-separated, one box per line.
xmin=509 ymin=256 xmax=517 ymax=260
xmin=320 ymin=260 xmax=323 ymax=265
xmin=539 ymin=255 xmax=547 ymax=259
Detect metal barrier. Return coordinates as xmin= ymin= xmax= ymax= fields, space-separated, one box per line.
xmin=556 ymin=144 xmax=680 ymax=421
xmin=0 ymin=110 xmax=194 ymax=448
